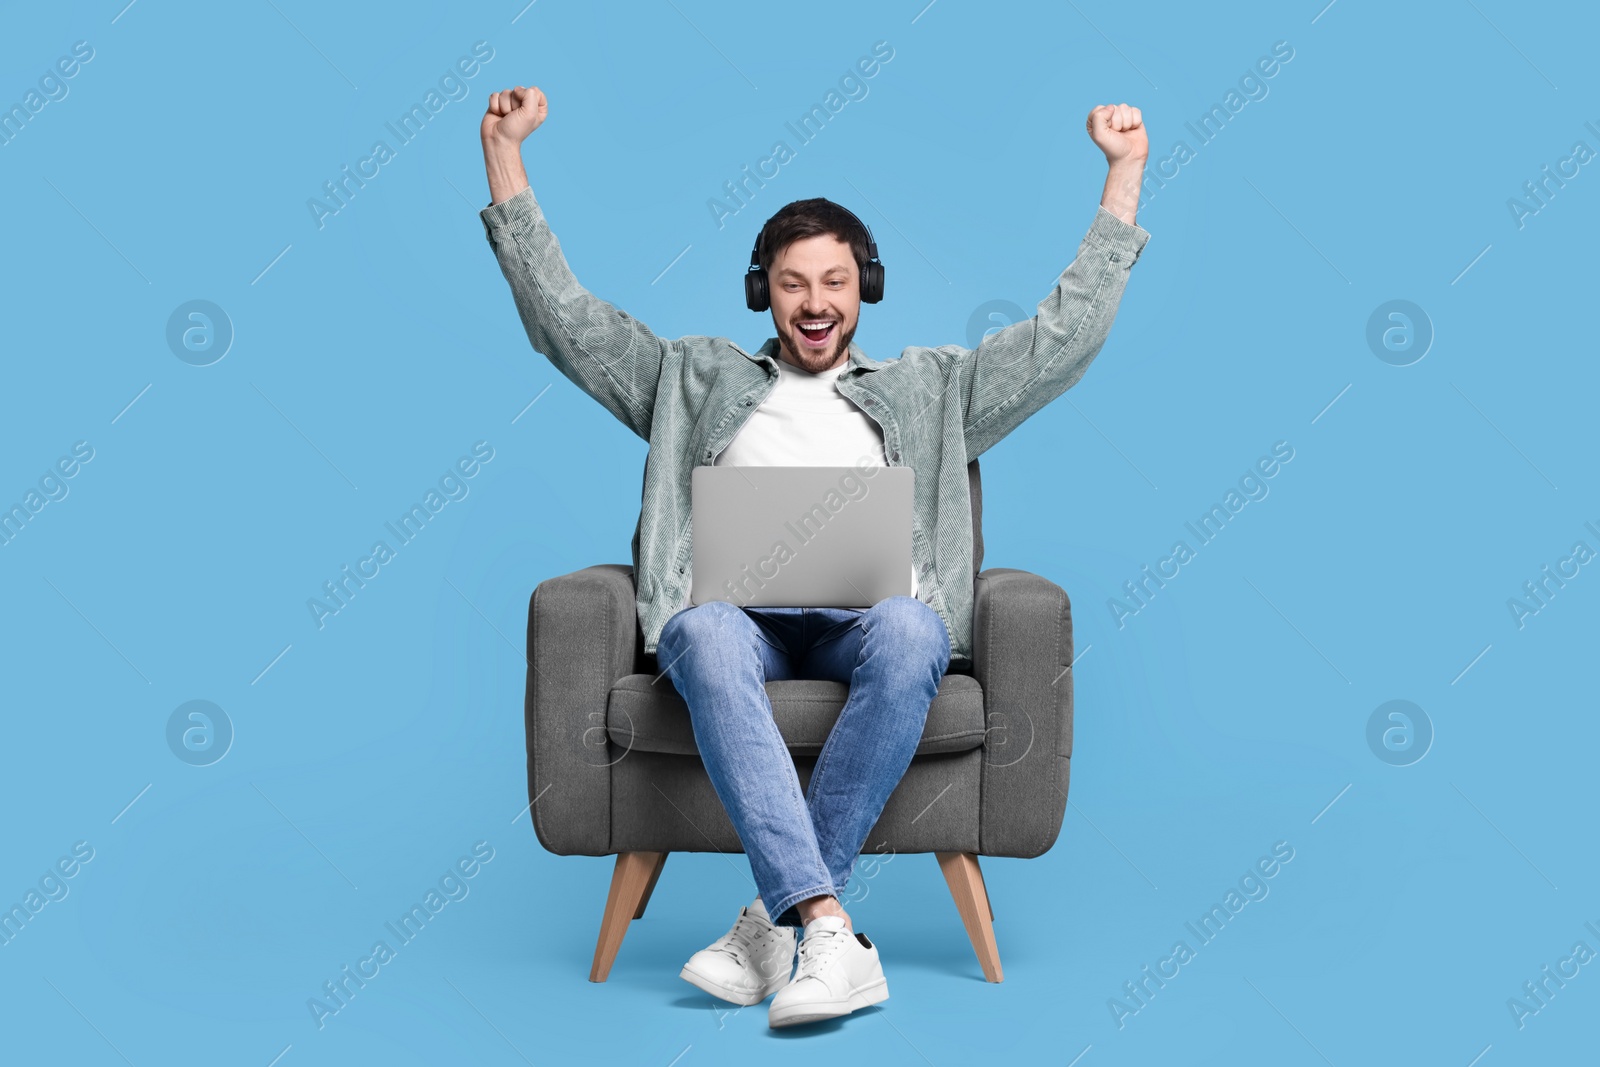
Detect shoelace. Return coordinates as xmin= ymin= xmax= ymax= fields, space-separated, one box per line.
xmin=792 ymin=924 xmax=852 ymax=980
xmin=714 ymin=909 xmax=776 ymax=969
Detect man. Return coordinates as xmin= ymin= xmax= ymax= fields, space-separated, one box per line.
xmin=479 ymin=84 xmax=1150 ymax=1028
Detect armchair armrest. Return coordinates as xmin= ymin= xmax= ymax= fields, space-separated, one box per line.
xmin=970 ymin=567 xmax=1074 ymax=858
xmin=526 ymin=563 xmax=640 ymax=856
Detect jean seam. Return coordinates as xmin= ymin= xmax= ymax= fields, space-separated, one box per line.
xmin=805 ymin=607 xmax=870 ymax=811
xmin=805 ymin=607 xmax=881 ymax=887
xmin=750 ymin=618 xmax=787 ymax=658
xmin=770 ymin=683 xmax=833 ymax=905
xmin=801 ymin=617 xmax=867 ymax=671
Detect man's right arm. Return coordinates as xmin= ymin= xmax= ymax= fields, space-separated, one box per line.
xmin=480 ymin=85 xmax=666 ymax=441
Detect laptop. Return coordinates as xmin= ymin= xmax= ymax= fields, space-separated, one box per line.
xmin=690 ymin=465 xmax=914 ymax=608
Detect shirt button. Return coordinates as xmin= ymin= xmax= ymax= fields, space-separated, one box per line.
xmin=742 ymin=398 xmax=752 ymax=405
xmin=890 ymin=451 xmax=900 ymax=462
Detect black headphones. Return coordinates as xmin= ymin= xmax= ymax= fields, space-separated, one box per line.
xmin=744 ymin=205 xmax=885 ymax=312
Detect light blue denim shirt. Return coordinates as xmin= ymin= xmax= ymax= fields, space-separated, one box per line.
xmin=480 ymin=188 xmax=1150 ymax=665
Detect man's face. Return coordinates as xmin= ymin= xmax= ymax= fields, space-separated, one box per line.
xmin=769 ymin=234 xmax=860 ymax=373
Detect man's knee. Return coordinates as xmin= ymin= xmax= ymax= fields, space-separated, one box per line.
xmin=865 ymin=596 xmax=950 ymax=662
xmin=658 ymin=600 xmax=761 ymax=677
xmin=660 ymin=599 xmax=744 ymax=647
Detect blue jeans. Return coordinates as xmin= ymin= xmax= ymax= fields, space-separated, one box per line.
xmin=656 ymin=596 xmax=951 ymax=930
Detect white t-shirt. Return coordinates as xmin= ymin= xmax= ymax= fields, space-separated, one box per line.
xmin=678 ymin=355 xmax=917 ymax=610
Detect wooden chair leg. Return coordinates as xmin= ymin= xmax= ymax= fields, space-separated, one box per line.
xmin=936 ymin=851 xmax=1003 ymax=983
xmin=633 ymin=852 xmax=669 ymax=919
xmin=975 ymin=853 xmax=994 ymax=921
xmin=590 ymin=851 xmax=666 ymax=982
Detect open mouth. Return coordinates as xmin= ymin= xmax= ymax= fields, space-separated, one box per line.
xmin=795 ymin=320 xmax=836 ymax=348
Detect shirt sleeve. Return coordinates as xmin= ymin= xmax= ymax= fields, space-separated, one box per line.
xmin=480 ymin=187 xmax=670 ymax=440
xmin=958 ymin=204 xmax=1151 ymax=459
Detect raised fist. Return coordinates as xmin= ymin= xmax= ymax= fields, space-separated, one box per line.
xmin=1085 ymin=103 xmax=1148 ymax=164
xmin=481 ymin=85 xmax=548 ymax=147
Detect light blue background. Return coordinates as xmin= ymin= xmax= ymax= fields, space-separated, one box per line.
xmin=2 ymin=1 xmax=1595 ymax=1063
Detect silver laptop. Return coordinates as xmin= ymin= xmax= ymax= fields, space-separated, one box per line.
xmin=691 ymin=465 xmax=914 ymax=608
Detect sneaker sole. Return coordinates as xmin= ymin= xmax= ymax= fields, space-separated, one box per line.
xmin=679 ymin=962 xmax=789 ymax=1007
xmin=767 ymin=977 xmax=889 ymax=1028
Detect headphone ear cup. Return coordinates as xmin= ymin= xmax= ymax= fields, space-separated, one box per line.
xmin=860 ymin=262 xmax=884 ymax=304
xmin=745 ymin=269 xmax=769 ymax=313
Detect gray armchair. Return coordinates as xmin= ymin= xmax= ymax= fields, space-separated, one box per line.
xmin=523 ymin=459 xmax=1075 ymax=983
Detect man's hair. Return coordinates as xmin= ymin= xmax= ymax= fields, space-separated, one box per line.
xmin=756 ymin=198 xmax=871 ymax=278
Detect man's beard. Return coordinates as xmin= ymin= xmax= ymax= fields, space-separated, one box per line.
xmin=776 ymin=317 xmax=858 ymax=374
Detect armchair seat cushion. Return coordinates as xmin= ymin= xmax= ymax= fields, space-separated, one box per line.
xmin=606 ymin=674 xmax=988 ymax=757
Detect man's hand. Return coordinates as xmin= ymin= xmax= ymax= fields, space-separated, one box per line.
xmin=1086 ymin=103 xmax=1147 ymax=227
xmin=480 ymin=84 xmax=546 ymax=206
xmin=481 ymin=85 xmax=548 ymax=148
xmin=1085 ymin=103 xmax=1147 ymax=164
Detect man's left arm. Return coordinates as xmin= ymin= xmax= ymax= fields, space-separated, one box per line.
xmin=960 ymin=103 xmax=1151 ymax=459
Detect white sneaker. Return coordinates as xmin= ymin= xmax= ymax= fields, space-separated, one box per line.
xmin=767 ymin=915 xmax=889 ymax=1028
xmin=679 ymin=897 xmax=797 ymax=1006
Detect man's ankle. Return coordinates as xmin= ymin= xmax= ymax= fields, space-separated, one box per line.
xmin=796 ymin=894 xmax=850 ymax=932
